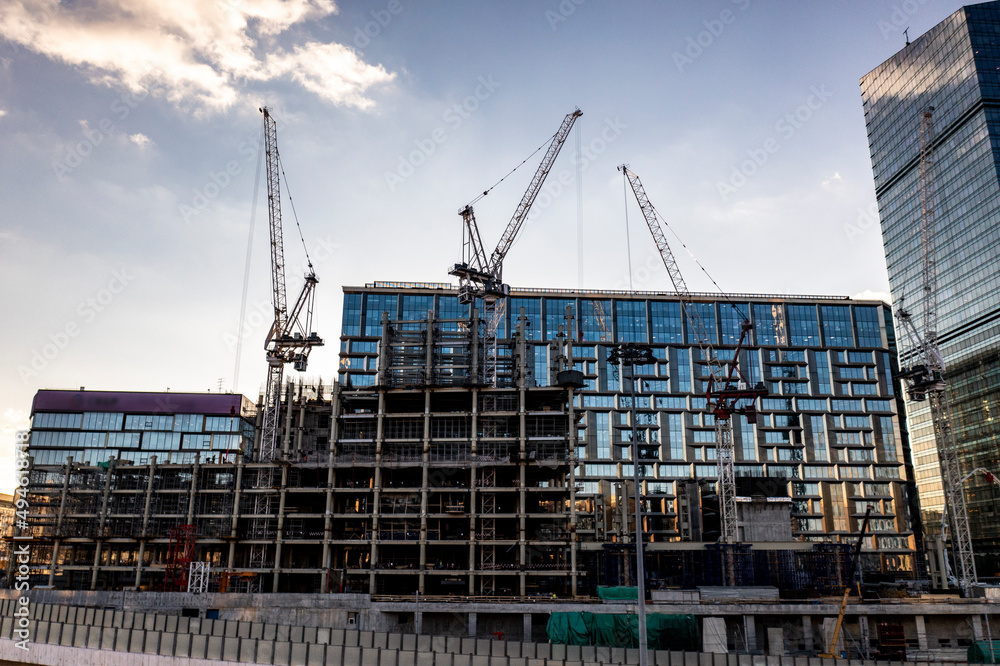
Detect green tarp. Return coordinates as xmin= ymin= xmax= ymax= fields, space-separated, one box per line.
xmin=969 ymin=640 xmax=1000 ymax=663
xmin=546 ymin=612 xmax=698 ymax=651
xmin=596 ymin=586 xmax=638 ymax=600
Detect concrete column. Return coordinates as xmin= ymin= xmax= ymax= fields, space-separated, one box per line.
xmin=91 ymin=457 xmax=117 ymax=590
xmin=134 ymin=456 xmax=157 ymax=589
xmin=915 ymin=615 xmax=928 ymax=650
xmin=271 ymin=465 xmax=288 ymax=593
xmin=468 ymin=612 xmax=477 ymax=638
xmin=767 ymin=627 xmax=785 ymax=656
xmin=321 ymin=385 xmax=340 ymax=593
xmin=47 ymin=457 xmax=73 ymax=587
xmin=226 ymin=458 xmax=245 ymax=579
xmin=743 ymin=615 xmax=756 ymax=652
xmin=415 ymin=611 xmax=423 ymax=635
xmin=702 ymin=617 xmax=727 ymax=654
xmin=974 ymin=615 xmax=985 ymax=641
xmin=801 ymin=615 xmax=813 ymax=653
xmin=821 ymin=617 xmax=844 ymax=655
xmin=523 ymin=614 xmax=531 ymax=642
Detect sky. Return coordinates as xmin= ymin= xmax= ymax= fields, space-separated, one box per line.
xmin=0 ymin=0 xmax=974 ymax=493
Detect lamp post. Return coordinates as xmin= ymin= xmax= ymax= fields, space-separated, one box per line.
xmin=609 ymin=342 xmax=655 ymax=666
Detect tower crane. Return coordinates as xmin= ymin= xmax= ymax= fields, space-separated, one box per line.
xmin=450 ymin=108 xmax=582 ymax=386
xmin=258 ymin=107 xmax=323 ymax=463
xmin=618 ymin=165 xmax=766 ymax=548
xmin=895 ymin=106 xmax=977 ymax=595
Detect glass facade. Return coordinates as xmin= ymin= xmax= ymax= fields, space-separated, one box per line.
xmin=340 ymin=285 xmax=917 ymax=573
xmin=862 ymin=2 xmax=1000 ymax=574
xmin=28 ymin=391 xmax=256 ymax=465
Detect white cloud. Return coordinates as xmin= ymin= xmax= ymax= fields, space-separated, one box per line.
xmin=821 ymin=172 xmax=842 ymax=190
xmin=853 ymin=289 xmax=892 ymax=304
xmin=128 ymin=133 xmax=154 ymax=150
xmin=0 ymin=0 xmax=394 ymax=114
xmin=0 ymin=109 xmax=6 ymax=119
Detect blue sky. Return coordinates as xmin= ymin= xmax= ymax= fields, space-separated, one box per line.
xmin=0 ymin=0 xmax=972 ymax=491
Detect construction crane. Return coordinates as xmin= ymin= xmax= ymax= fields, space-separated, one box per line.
xmin=450 ymin=108 xmax=582 ymax=385
xmin=618 ymin=165 xmax=766 ymax=548
xmin=895 ymin=106 xmax=977 ymax=595
xmin=258 ymin=107 xmax=324 ymax=463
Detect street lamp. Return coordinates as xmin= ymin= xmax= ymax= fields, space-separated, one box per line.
xmin=608 ymin=342 xmax=655 ymax=666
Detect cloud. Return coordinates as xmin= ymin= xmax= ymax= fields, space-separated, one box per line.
xmin=0 ymin=109 xmax=6 ymax=119
xmin=853 ymin=289 xmax=892 ymax=304
xmin=128 ymin=133 xmax=154 ymax=150
xmin=821 ymin=172 xmax=842 ymax=190
xmin=0 ymin=0 xmax=395 ymax=114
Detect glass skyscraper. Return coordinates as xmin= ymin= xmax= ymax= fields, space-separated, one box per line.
xmin=861 ymin=2 xmax=1000 ymax=574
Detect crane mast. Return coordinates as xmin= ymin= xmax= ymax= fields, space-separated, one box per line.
xmin=619 ymin=165 xmax=765 ymax=549
xmin=258 ymin=107 xmax=324 ymax=464
xmin=896 ymin=107 xmax=976 ymax=595
xmin=450 ymin=108 xmax=582 ymax=386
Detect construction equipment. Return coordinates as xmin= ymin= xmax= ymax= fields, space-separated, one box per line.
xmin=618 ymin=165 xmax=766 ymax=550
xmin=258 ymin=107 xmax=324 ymax=463
xmin=894 ymin=106 xmax=977 ymax=595
xmin=821 ymin=505 xmax=873 ymax=658
xmin=450 ymin=108 xmax=582 ymax=386
xmin=163 ymin=524 xmax=197 ymax=592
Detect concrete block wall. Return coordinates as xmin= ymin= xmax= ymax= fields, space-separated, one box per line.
xmin=0 ymin=600 xmax=958 ymax=666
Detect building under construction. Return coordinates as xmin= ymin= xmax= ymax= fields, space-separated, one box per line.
xmin=16 ymin=281 xmax=927 ymax=599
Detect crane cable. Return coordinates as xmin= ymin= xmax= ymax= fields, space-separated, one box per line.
xmin=466 ymin=131 xmax=552 ymax=208
xmin=278 ymin=153 xmax=314 ymax=272
xmin=233 ymin=121 xmax=265 ymax=392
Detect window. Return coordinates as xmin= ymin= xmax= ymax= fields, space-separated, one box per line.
xmin=764 ymin=431 xmax=791 ymax=444
xmin=854 ymin=306 xmax=881 ymax=347
xmin=693 ymin=430 xmax=715 ymax=443
xmin=675 ymin=349 xmax=691 ymax=392
xmin=32 ymin=412 xmax=83 ymax=429
xmin=797 ymin=399 xmax=827 ymax=411
xmin=643 ymin=380 xmax=670 ymax=392
xmin=787 ymin=305 xmax=820 ymax=346
xmin=663 ymin=413 xmax=683 ymax=460
xmin=839 ymin=367 xmax=865 ymax=379
xmin=879 ymin=416 xmax=898 ymax=462
xmin=342 ymin=293 xmax=362 ymax=336
xmin=719 ymin=304 xmax=750 ymax=346
xmin=753 ymin=303 xmax=787 ymax=345
xmin=595 ymin=413 xmax=610 ymax=459
xmin=81 ymin=412 xmax=123 ymax=431
xmin=583 ymin=396 xmax=614 ymax=408
xmin=844 ymin=416 xmax=870 ymax=429
xmin=810 ymin=415 xmax=827 ymax=461
xmin=821 ymin=306 xmax=854 ymax=347
xmin=580 ymin=299 xmax=613 ymax=342
xmin=650 ymin=301 xmax=682 ymax=344
xmin=615 ymin=300 xmax=647 ymax=343
xmin=172 ymin=414 xmax=204 ymax=432
xmin=852 ymin=383 xmax=877 ymax=395
xmin=655 ymin=397 xmax=686 ymax=409
xmin=738 ymin=415 xmax=756 ymax=461
xmin=684 ymin=303 xmax=717 ymax=344
xmin=866 ymin=399 xmax=893 ymax=412
xmin=848 ymin=350 xmax=873 ymax=364
xmin=544 ymin=298 xmax=575 ymax=340
xmin=364 ymin=294 xmax=398 ymax=336
xmin=831 ymin=399 xmax=863 ymax=412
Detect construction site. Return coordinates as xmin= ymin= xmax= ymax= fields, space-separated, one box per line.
xmin=11 ymin=49 xmax=1000 ymax=662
